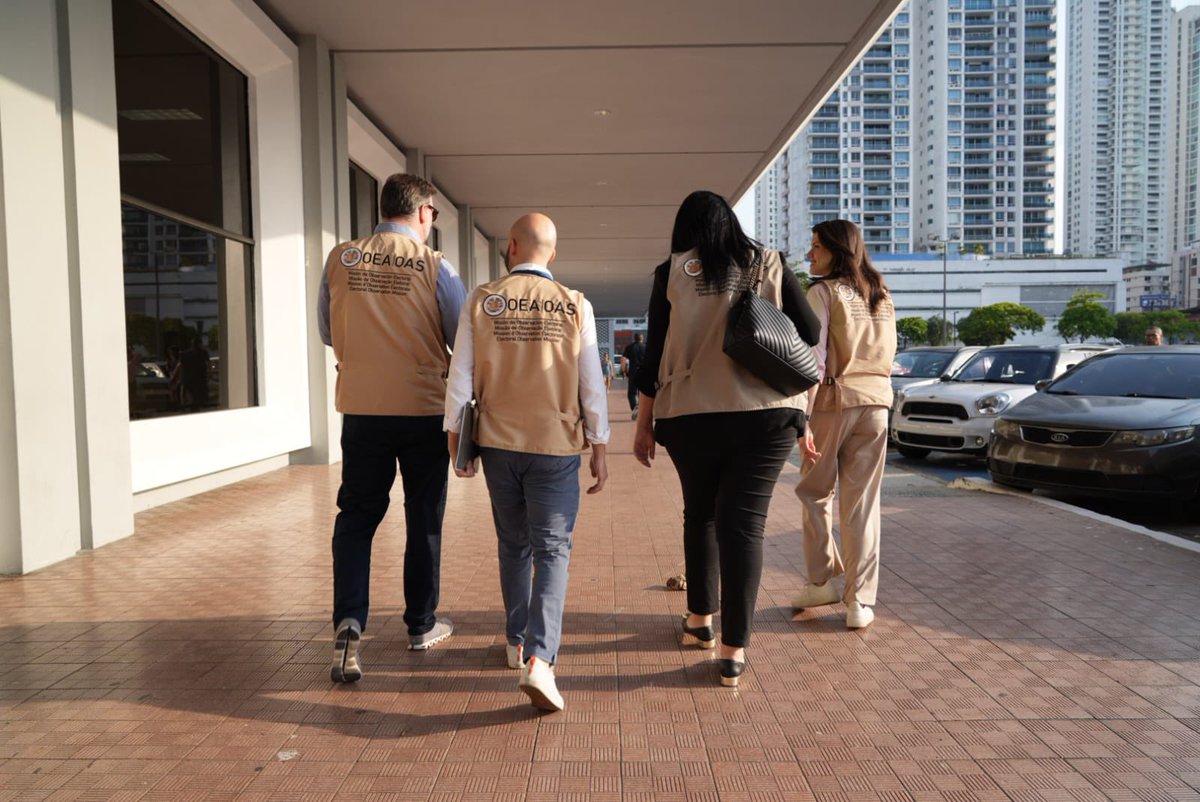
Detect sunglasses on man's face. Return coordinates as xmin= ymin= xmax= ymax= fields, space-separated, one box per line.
xmin=423 ymin=203 xmax=439 ymax=222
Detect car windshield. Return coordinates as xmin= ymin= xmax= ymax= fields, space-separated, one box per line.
xmin=1046 ymin=352 xmax=1200 ymax=398
xmin=892 ymin=350 xmax=954 ymax=378
xmin=951 ymin=350 xmax=1055 ymax=385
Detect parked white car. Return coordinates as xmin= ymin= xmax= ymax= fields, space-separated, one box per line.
xmin=891 ymin=344 xmax=1111 ymax=459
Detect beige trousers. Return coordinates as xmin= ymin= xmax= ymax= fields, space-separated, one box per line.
xmin=794 ymin=405 xmax=888 ymax=606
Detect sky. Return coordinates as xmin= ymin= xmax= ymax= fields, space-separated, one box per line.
xmin=1175 ymin=0 xmax=1200 ymax=8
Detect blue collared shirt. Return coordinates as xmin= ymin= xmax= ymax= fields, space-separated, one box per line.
xmin=316 ymin=222 xmax=468 ymax=348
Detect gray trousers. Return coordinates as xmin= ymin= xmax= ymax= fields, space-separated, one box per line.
xmin=480 ymin=447 xmax=581 ymax=665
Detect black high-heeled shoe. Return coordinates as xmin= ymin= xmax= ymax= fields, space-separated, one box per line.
xmin=718 ymin=659 xmax=745 ymax=687
xmin=680 ymin=615 xmax=716 ymax=649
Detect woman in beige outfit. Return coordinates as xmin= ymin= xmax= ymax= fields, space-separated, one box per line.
xmin=791 ymin=220 xmax=896 ymax=629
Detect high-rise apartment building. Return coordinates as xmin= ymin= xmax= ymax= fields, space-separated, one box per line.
xmin=1169 ymin=6 xmax=1200 ymax=309
xmin=1065 ymin=0 xmax=1169 ymax=265
xmin=755 ymin=0 xmax=1055 ymax=258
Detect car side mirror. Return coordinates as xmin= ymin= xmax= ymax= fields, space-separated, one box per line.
xmin=1035 ymin=379 xmax=1051 ymax=392
xmin=939 ymin=373 xmax=952 ymax=382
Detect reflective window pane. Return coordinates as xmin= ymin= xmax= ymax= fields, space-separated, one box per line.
xmin=123 ymin=204 xmax=257 ymax=419
xmin=349 ymin=161 xmax=379 ymax=239
xmin=113 ymin=0 xmax=257 ymax=421
xmin=113 ymin=0 xmax=251 ymax=236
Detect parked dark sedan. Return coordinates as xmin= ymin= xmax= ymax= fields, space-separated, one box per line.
xmin=988 ymin=346 xmax=1200 ymax=501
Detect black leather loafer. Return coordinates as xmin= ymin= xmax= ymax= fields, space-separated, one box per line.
xmin=680 ymin=615 xmax=716 ymax=649
xmin=718 ymin=659 xmax=745 ymax=687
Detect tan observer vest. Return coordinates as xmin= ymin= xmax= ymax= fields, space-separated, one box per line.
xmin=654 ymin=248 xmax=809 ymax=420
xmin=809 ymin=278 xmax=897 ymax=411
xmin=470 ymin=271 xmax=588 ymax=456
xmin=326 ymin=231 xmax=447 ymax=416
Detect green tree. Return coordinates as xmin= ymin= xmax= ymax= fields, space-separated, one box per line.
xmin=790 ymin=267 xmax=813 ymax=291
xmin=1056 ymin=290 xmax=1116 ymax=342
xmin=926 ymin=315 xmax=954 ymax=345
xmin=956 ymin=303 xmax=1045 ymax=346
xmin=896 ymin=316 xmax=928 ymax=347
xmin=1114 ymin=309 xmax=1199 ymax=344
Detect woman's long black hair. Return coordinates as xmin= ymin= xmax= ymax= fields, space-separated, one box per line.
xmin=670 ymin=190 xmax=762 ymax=287
xmin=811 ymin=219 xmax=889 ymax=315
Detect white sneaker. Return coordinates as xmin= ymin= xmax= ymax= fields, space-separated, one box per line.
xmin=791 ymin=581 xmax=840 ymax=610
xmin=506 ymin=643 xmax=525 ymax=669
xmin=519 ymin=656 xmax=564 ymax=711
xmin=846 ymin=602 xmax=874 ymax=629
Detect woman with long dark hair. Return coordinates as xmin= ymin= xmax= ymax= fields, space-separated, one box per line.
xmin=632 ymin=191 xmax=820 ymax=687
xmin=790 ymin=219 xmax=896 ymax=630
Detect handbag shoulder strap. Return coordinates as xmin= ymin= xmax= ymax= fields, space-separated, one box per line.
xmin=748 ymin=248 xmax=766 ymax=291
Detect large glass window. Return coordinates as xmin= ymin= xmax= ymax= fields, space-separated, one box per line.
xmin=348 ymin=161 xmax=379 ymax=240
xmin=114 ymin=0 xmax=256 ymax=419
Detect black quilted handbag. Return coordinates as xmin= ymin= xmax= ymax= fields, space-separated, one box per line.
xmin=722 ymin=251 xmax=821 ymax=396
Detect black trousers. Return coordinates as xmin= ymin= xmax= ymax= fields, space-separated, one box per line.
xmin=656 ymin=410 xmax=799 ymax=647
xmin=332 ymin=414 xmax=448 ymax=635
xmin=627 ymin=377 xmax=639 ymax=411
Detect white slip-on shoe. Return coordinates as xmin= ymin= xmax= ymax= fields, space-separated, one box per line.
xmin=409 ymin=617 xmax=454 ymax=650
xmin=791 ymin=582 xmax=840 ymax=610
xmin=519 ymin=656 xmax=564 ymax=711
xmin=506 ymin=643 xmax=525 ymax=670
xmin=846 ymin=602 xmax=875 ymax=629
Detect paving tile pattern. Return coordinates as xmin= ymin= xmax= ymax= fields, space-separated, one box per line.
xmin=2 ymin=391 xmax=1200 ymax=800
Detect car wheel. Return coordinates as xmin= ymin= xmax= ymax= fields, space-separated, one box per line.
xmin=896 ymin=445 xmax=930 ymax=460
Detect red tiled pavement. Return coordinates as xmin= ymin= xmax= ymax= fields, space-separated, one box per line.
xmin=2 ymin=388 xmax=1200 ymax=801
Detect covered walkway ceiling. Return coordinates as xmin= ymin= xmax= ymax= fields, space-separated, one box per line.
xmin=258 ymin=1 xmax=906 ymax=317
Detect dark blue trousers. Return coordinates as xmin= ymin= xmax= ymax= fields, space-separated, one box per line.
xmin=331 ymin=414 xmax=448 ymax=635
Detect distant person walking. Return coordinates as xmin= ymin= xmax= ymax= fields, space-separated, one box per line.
xmin=601 ymin=351 xmax=614 ymax=392
xmin=632 ymin=190 xmax=820 ymax=687
xmin=791 ymin=220 xmax=896 ymax=630
xmin=622 ymin=333 xmax=646 ymax=419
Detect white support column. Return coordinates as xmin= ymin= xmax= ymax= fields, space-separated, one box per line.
xmin=456 ymin=204 xmax=476 ymax=288
xmin=404 ymin=148 xmax=428 ymax=180
xmin=292 ymin=35 xmax=345 ymax=465
xmin=0 ymin=1 xmax=85 ymax=573
xmin=59 ymin=0 xmax=134 ymax=550
xmin=489 ymin=237 xmax=503 ymax=281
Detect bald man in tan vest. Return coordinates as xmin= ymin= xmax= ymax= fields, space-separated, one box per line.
xmin=445 ymin=213 xmax=610 ymax=712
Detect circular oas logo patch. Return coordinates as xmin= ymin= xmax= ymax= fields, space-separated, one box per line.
xmin=682 ymin=258 xmax=703 ymax=277
xmin=340 ymin=247 xmax=363 ymax=267
xmin=837 ymin=283 xmax=859 ymax=301
xmin=482 ymin=294 xmax=507 ymax=317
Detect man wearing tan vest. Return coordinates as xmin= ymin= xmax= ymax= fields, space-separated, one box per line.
xmin=317 ymin=174 xmax=466 ymax=682
xmin=444 ymin=213 xmax=609 ymax=712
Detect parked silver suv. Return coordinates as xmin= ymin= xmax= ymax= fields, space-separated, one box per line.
xmin=891 ymin=344 xmax=1111 ymax=459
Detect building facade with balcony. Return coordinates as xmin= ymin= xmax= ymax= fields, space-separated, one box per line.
xmin=1169 ymin=6 xmax=1200 ymax=311
xmin=1122 ymin=262 xmax=1174 ymax=311
xmin=1065 ymin=0 xmax=1169 ymax=266
xmin=755 ymin=0 xmax=1056 ymax=259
